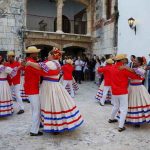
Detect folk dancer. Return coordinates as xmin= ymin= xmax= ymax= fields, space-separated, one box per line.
xmin=26 ymin=48 xmax=84 ymax=133
xmin=0 ymin=56 xmax=19 ymax=117
xmin=61 ymin=59 xmax=76 ymax=98
xmin=5 ymin=51 xmax=24 ymax=114
xmin=24 ymin=46 xmax=59 ymax=136
xmin=108 ymin=54 xmax=142 ymax=132
xmin=96 ymin=59 xmax=114 ymax=106
xmin=120 ymin=57 xmax=150 ymax=127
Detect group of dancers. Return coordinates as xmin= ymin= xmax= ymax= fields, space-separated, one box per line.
xmin=1 ymin=47 xmax=150 ymax=135
xmin=96 ymin=54 xmax=150 ymax=132
xmin=0 ymin=46 xmax=83 ymax=136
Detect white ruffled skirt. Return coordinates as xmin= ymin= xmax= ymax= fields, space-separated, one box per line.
xmin=126 ymin=83 xmax=150 ymax=125
xmin=0 ymin=80 xmax=13 ymax=117
xmin=40 ymin=78 xmax=83 ymax=132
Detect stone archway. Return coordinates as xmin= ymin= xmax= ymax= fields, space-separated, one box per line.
xmin=25 ymin=39 xmax=60 ymax=48
xmin=63 ymin=46 xmax=86 ymax=58
xmin=63 ymin=42 xmax=90 ymax=50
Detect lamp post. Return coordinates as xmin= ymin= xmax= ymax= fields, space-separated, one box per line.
xmin=128 ymin=17 xmax=136 ymax=35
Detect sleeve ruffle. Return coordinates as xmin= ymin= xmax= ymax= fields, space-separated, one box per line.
xmin=133 ymin=68 xmax=145 ymax=78
xmin=38 ymin=62 xmax=50 ymax=73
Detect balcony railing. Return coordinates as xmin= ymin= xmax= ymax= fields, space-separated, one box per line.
xmin=26 ymin=14 xmax=87 ymax=35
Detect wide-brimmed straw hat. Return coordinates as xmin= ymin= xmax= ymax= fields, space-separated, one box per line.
xmin=7 ymin=51 xmax=15 ymax=56
xmin=115 ymin=54 xmax=127 ymax=61
xmin=66 ymin=59 xmax=73 ymax=65
xmin=106 ymin=58 xmax=114 ymax=64
xmin=25 ymin=46 xmax=41 ymax=53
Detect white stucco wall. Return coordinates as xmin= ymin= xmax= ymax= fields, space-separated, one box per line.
xmin=118 ymin=0 xmax=150 ymax=59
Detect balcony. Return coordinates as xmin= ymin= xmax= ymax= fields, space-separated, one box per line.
xmin=24 ymin=14 xmax=92 ymax=49
xmin=26 ymin=14 xmax=87 ymax=35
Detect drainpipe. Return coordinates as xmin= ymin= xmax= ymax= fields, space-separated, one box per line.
xmin=113 ymin=0 xmax=119 ymax=54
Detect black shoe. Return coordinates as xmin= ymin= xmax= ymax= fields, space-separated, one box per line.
xmin=39 ymin=123 xmax=43 ymax=128
xmin=108 ymin=119 xmax=118 ymax=123
xmin=118 ymin=127 xmax=126 ymax=132
xmin=134 ymin=124 xmax=140 ymax=128
xmin=30 ymin=131 xmax=43 ymax=136
xmin=17 ymin=110 xmax=24 ymax=115
xmin=23 ymin=99 xmax=30 ymax=103
xmin=52 ymin=132 xmax=60 ymax=135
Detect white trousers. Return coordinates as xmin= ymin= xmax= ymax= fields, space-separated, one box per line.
xmin=28 ymin=94 xmax=40 ymax=134
xmin=63 ymin=80 xmax=75 ymax=97
xmin=111 ymin=94 xmax=128 ymax=128
xmin=11 ymin=84 xmax=24 ymax=110
xmin=101 ymin=86 xmax=111 ymax=105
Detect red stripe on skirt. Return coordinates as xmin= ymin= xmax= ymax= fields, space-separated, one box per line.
xmin=43 ymin=115 xmax=82 ymax=126
xmin=128 ymin=105 xmax=150 ymax=109
xmin=127 ymin=114 xmax=150 ymax=119
xmin=0 ymin=100 xmax=12 ymax=103
xmin=0 ymin=108 xmax=13 ymax=112
xmin=41 ymin=106 xmax=77 ymax=114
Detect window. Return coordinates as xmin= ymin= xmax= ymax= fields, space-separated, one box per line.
xmin=106 ymin=0 xmax=112 ymax=20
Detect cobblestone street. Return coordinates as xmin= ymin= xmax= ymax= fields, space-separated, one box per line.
xmin=0 ymin=82 xmax=150 ymax=150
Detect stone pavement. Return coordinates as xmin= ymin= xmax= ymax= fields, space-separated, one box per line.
xmin=0 ymin=82 xmax=150 ymax=150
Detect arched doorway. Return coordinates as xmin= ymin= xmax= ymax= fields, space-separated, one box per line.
xmin=54 ymin=15 xmax=71 ymax=33
xmin=63 ymin=46 xmax=86 ymax=59
xmin=27 ymin=45 xmax=53 ymax=61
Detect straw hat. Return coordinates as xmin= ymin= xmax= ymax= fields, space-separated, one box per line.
xmin=7 ymin=51 xmax=15 ymax=56
xmin=66 ymin=59 xmax=73 ymax=65
xmin=115 ymin=54 xmax=127 ymax=61
xmin=25 ymin=46 xmax=41 ymax=53
xmin=106 ymin=58 xmax=114 ymax=64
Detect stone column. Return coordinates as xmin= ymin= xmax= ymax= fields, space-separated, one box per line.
xmin=56 ymin=0 xmax=64 ymax=33
xmin=87 ymin=6 xmax=92 ymax=36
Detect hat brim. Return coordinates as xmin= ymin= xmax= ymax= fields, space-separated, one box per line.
xmin=24 ymin=49 xmax=41 ymax=53
xmin=115 ymin=57 xmax=126 ymax=61
xmin=7 ymin=54 xmax=15 ymax=56
xmin=106 ymin=62 xmax=114 ymax=64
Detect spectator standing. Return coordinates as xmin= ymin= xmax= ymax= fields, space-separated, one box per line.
xmin=75 ymin=56 xmax=83 ymax=84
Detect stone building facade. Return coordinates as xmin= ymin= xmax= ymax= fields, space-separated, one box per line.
xmin=0 ymin=0 xmax=26 ymax=58
xmin=0 ymin=0 xmax=118 ymax=59
xmin=93 ymin=0 xmax=118 ymax=57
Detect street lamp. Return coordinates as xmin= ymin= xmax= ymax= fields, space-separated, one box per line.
xmin=128 ymin=17 xmax=136 ymax=35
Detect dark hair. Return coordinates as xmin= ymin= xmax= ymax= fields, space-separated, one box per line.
xmin=124 ymin=58 xmax=129 ymax=64
xmin=0 ymin=58 xmax=4 ymax=64
xmin=101 ymin=57 xmax=106 ymax=62
xmin=136 ymin=57 xmax=143 ymax=66
xmin=131 ymin=55 xmax=136 ymax=59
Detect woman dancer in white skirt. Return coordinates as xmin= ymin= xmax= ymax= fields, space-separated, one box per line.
xmin=0 ymin=57 xmax=18 ymax=117
xmin=95 ymin=80 xmax=112 ymax=104
xmin=120 ymin=57 xmax=150 ymax=127
xmin=26 ymin=48 xmax=83 ymax=133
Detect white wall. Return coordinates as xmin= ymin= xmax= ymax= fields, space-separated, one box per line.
xmin=118 ymin=0 xmax=150 ymax=59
